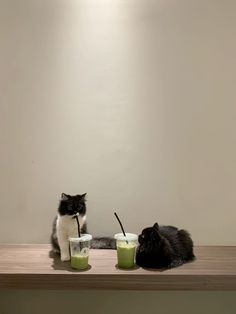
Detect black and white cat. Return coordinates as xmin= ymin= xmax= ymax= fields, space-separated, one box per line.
xmin=51 ymin=193 xmax=115 ymax=261
xmin=136 ymin=223 xmax=195 ymax=269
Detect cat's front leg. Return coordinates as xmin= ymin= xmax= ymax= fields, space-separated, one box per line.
xmin=57 ymin=230 xmax=70 ymax=262
xmin=168 ymin=259 xmax=183 ymax=268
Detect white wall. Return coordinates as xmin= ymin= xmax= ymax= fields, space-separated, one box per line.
xmin=0 ymin=0 xmax=236 ymax=245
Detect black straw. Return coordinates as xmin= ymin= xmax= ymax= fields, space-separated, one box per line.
xmin=74 ymin=214 xmax=81 ymax=238
xmin=114 ymin=212 xmax=128 ymax=244
xmin=73 ymin=214 xmax=82 ymax=251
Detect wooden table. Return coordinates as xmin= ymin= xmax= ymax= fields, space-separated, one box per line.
xmin=0 ymin=245 xmax=236 ymax=290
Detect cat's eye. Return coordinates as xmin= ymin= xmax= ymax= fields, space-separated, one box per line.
xmin=78 ymin=204 xmax=83 ymax=210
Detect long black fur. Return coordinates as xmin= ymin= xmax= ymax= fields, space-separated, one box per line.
xmin=90 ymin=236 xmax=116 ymax=249
xmin=136 ymin=223 xmax=195 ymax=269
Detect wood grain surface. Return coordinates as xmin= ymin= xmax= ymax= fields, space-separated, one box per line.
xmin=0 ymin=245 xmax=236 ymax=290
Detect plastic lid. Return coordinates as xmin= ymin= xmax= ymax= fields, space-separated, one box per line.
xmin=114 ymin=233 xmax=138 ymax=241
xmin=69 ymin=234 xmax=92 ymax=242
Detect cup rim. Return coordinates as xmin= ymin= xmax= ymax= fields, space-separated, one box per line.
xmin=114 ymin=233 xmax=138 ymax=241
xmin=69 ymin=234 xmax=92 ymax=242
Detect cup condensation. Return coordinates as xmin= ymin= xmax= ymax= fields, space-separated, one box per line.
xmin=69 ymin=234 xmax=92 ymax=270
xmin=114 ymin=233 xmax=138 ymax=268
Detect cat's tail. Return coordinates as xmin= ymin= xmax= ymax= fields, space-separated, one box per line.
xmin=90 ymin=237 xmax=116 ymax=249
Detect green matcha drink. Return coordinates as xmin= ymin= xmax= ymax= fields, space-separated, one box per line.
xmin=114 ymin=233 xmax=138 ymax=269
xmin=71 ymin=254 xmax=89 ymax=270
xmin=69 ymin=234 xmax=92 ymax=270
xmin=117 ymin=242 xmax=136 ymax=268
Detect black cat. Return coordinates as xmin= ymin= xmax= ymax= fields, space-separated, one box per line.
xmin=136 ymin=223 xmax=195 ymax=269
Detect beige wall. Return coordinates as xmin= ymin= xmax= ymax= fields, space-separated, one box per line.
xmin=1 ymin=1 xmax=236 ymax=313
xmin=1 ymin=0 xmax=236 ymax=245
xmin=0 ymin=0 xmax=236 ymax=245
xmin=0 ymin=290 xmax=236 ymax=314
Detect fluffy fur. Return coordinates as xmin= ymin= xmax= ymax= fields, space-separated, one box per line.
xmin=136 ymin=223 xmax=195 ymax=269
xmin=51 ymin=193 xmax=115 ymax=261
xmin=51 ymin=193 xmax=87 ymax=261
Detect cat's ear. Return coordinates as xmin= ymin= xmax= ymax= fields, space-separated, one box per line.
xmin=153 ymin=223 xmax=159 ymax=230
xmin=80 ymin=193 xmax=87 ymax=201
xmin=61 ymin=193 xmax=69 ymax=201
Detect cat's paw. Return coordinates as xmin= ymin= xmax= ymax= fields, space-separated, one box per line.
xmin=61 ymin=255 xmax=70 ymax=262
xmin=53 ymin=248 xmax=60 ymax=254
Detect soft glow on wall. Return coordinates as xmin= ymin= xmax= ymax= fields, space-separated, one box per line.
xmin=0 ymin=0 xmax=236 ymax=245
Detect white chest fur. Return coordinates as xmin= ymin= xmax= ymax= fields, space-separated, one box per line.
xmin=56 ymin=214 xmax=86 ymax=261
xmin=56 ymin=214 xmax=86 ymax=237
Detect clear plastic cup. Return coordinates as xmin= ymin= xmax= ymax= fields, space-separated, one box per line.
xmin=69 ymin=234 xmax=92 ymax=270
xmin=114 ymin=233 xmax=138 ymax=269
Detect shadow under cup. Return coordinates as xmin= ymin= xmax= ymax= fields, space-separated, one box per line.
xmin=69 ymin=234 xmax=92 ymax=270
xmin=114 ymin=233 xmax=138 ymax=269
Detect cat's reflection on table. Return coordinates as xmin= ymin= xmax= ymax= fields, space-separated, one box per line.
xmin=115 ymin=264 xmax=178 ymax=272
xmin=49 ymin=250 xmax=92 ymax=272
xmin=115 ymin=264 xmax=140 ymax=271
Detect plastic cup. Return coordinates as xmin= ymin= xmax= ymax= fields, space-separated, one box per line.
xmin=114 ymin=233 xmax=138 ymax=269
xmin=69 ymin=234 xmax=92 ymax=270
